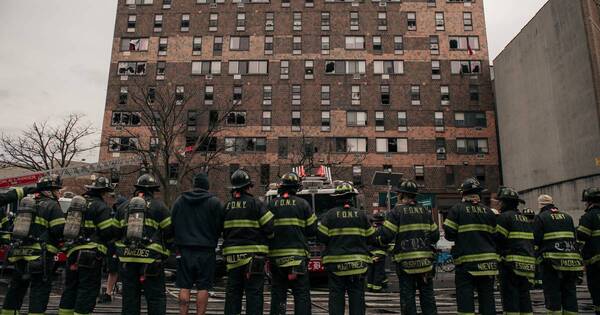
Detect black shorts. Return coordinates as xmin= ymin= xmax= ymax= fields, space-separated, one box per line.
xmin=176 ymin=247 xmax=216 ymax=290
xmin=105 ymin=244 xmax=119 ymax=273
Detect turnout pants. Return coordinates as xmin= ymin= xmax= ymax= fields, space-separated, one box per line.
xmin=269 ymin=264 xmax=311 ymax=315
xmin=224 ymin=265 xmax=265 ymax=315
xmin=397 ymin=267 xmax=437 ymax=315
xmin=588 ymin=263 xmax=600 ymax=315
xmin=2 ymin=259 xmax=54 ymax=315
xmin=327 ymin=271 xmax=366 ymax=315
xmin=59 ymin=251 xmax=103 ymax=315
xmin=367 ymin=258 xmax=388 ymax=292
xmin=119 ymin=261 xmax=166 ymax=315
xmin=541 ymin=261 xmax=578 ymax=314
xmin=455 ymin=265 xmax=496 ymax=315
xmin=498 ymin=263 xmax=532 ymax=315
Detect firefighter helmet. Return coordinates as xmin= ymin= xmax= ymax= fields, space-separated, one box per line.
xmin=63 ymin=195 xmax=87 ymax=240
xmin=496 ymin=187 xmax=525 ymax=204
xmin=134 ymin=174 xmax=160 ymax=190
xmin=12 ymin=196 xmax=37 ymax=239
xmin=36 ymin=174 xmax=63 ymax=191
xmin=459 ymin=177 xmax=486 ymax=195
xmin=230 ymin=169 xmax=253 ymax=190
xmin=522 ymin=208 xmax=535 ymax=218
xmin=582 ymin=188 xmax=600 ymax=202
xmin=280 ymin=172 xmax=301 ymax=188
xmin=395 ymin=180 xmax=419 ymax=195
xmin=85 ymin=176 xmax=114 ymax=192
xmin=331 ymin=182 xmax=357 ymax=197
xmin=372 ymin=212 xmax=385 ymax=222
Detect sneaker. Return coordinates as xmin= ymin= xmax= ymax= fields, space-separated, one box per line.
xmin=98 ymin=293 xmax=112 ymax=304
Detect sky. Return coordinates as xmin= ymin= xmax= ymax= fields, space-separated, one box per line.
xmin=0 ymin=0 xmax=549 ymax=163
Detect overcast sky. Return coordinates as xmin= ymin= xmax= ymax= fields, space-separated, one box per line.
xmin=0 ymin=0 xmax=549 ymax=163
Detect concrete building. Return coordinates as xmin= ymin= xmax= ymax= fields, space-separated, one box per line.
xmin=99 ymin=0 xmax=500 ymax=212
xmin=494 ymin=0 xmax=600 ymax=219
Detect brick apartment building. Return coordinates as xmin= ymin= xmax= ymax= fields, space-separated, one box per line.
xmin=99 ymin=0 xmax=500 ymax=214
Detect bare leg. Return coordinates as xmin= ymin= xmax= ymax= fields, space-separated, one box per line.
xmin=196 ymin=290 xmax=209 ymax=315
xmin=179 ymin=288 xmax=191 ymax=315
xmin=106 ymin=272 xmax=118 ymax=296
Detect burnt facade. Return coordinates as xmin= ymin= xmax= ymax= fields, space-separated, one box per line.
xmin=100 ymin=0 xmax=500 ymax=213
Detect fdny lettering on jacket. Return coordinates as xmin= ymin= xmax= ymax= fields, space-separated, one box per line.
xmin=273 ymin=199 xmax=297 ymax=207
xmin=337 ymin=210 xmax=359 ymax=218
xmin=226 ymin=201 xmax=248 ymax=210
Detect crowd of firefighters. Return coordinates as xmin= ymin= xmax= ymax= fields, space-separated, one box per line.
xmin=0 ymin=169 xmax=599 ymax=315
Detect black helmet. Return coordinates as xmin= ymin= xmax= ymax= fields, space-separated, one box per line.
xmin=372 ymin=212 xmax=385 ymax=222
xmin=230 ymin=169 xmax=253 ymax=190
xmin=331 ymin=182 xmax=357 ymax=197
xmin=134 ymin=174 xmax=160 ymax=190
xmin=522 ymin=208 xmax=535 ymax=217
xmin=280 ymin=172 xmax=301 ymax=188
xmin=396 ymin=180 xmax=419 ymax=196
xmin=582 ymin=187 xmax=600 ymax=202
xmin=497 ymin=187 xmax=525 ymax=204
xmin=85 ymin=176 xmax=114 ymax=192
xmin=37 ymin=174 xmax=63 ymax=191
xmin=459 ymin=177 xmax=486 ymax=195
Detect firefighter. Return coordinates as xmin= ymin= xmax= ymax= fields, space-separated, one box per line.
xmin=171 ymin=173 xmax=224 ymax=315
xmin=0 ymin=186 xmax=37 ymax=243
xmin=378 ymin=180 xmax=439 ymax=315
xmin=318 ymin=182 xmax=375 ymax=315
xmin=2 ymin=175 xmax=66 ymax=315
xmin=577 ymin=187 xmax=600 ymax=314
xmin=494 ymin=187 xmax=535 ymax=314
xmin=267 ymin=172 xmax=317 ymax=315
xmin=522 ymin=208 xmax=535 ymax=223
xmin=99 ymin=195 xmax=128 ymax=304
xmin=534 ymin=194 xmax=583 ymax=314
xmin=366 ymin=212 xmax=388 ymax=293
xmin=57 ymin=177 xmax=118 ymax=315
xmin=223 ymin=169 xmax=274 ymax=315
xmin=115 ymin=174 xmax=173 ymax=315
xmin=443 ymin=178 xmax=497 ymax=315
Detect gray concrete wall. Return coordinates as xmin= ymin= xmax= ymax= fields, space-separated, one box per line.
xmin=494 ymin=0 xmax=600 ymax=193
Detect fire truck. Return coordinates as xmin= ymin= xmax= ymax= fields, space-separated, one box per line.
xmin=264 ymin=166 xmax=363 ymax=276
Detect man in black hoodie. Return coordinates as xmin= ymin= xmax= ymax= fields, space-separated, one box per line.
xmin=172 ymin=173 xmax=224 ymax=315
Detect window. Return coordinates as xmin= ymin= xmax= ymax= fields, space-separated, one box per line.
xmin=383 ymin=165 xmax=393 ymax=173
xmin=262 ymin=111 xmax=272 ymax=131
xmin=321 ymin=111 xmax=331 ymax=131
xmin=345 ymin=36 xmax=365 ymax=50
xmin=150 ymin=137 xmax=159 ymax=152
xmin=195 ymin=137 xmax=217 ymax=152
xmin=154 ymin=14 xmax=163 ymax=32
xmin=261 ymin=165 xmax=271 ymax=186
xmin=353 ymin=165 xmax=362 ymax=186
xmin=374 ymin=61 xmax=404 ymax=74
xmin=321 ymin=85 xmax=331 ymax=105
xmin=282 ymin=0 xmax=290 ymax=6
xmin=204 ymin=85 xmax=214 ymax=104
xmin=213 ymin=36 xmax=223 ymax=55
xmin=292 ymin=85 xmax=301 ymax=105
xmin=162 ymin=0 xmax=171 ymax=9
xmin=293 ymin=36 xmax=302 ymax=54
xmin=181 ymin=14 xmax=190 ymax=32
xmin=427 ymin=0 xmax=436 ymax=6
xmin=377 ymin=12 xmax=387 ymax=30
xmin=228 ymin=61 xmax=269 ymax=75
xmin=265 ymin=12 xmax=274 ymax=31
xmin=375 ymin=111 xmax=385 ymax=131
xmin=350 ymin=12 xmax=359 ymax=31
xmin=117 ymin=61 xmax=147 ymax=76
xmin=236 ymin=13 xmax=246 ymax=31
xmin=381 ymin=85 xmax=390 ymax=105
xmin=158 ymin=37 xmax=168 ymax=56
xmin=280 ymin=60 xmax=289 ymax=79
xmin=175 ymin=86 xmax=184 ymax=105
xmin=305 ymin=60 xmax=314 ymax=79
xmin=347 ymin=111 xmax=367 ymax=127
xmin=156 ymin=61 xmax=166 ymax=78
xmin=449 ymin=36 xmax=480 ymax=51
xmin=225 ymin=138 xmax=267 ymax=152
xmin=192 ymin=37 xmax=202 ymax=55
xmin=476 ymin=165 xmax=486 ymax=182
xmin=464 ymin=12 xmax=473 ymax=31
xmin=119 ymin=87 xmax=128 ymax=105
xmin=278 ymin=138 xmax=288 ymax=158
xmin=293 ymin=12 xmax=302 ymax=31
xmin=187 ymin=110 xmax=197 ymax=130
xmin=441 ymin=86 xmax=450 ymax=105
xmin=209 ymin=110 xmax=219 ymax=127
xmin=373 ymin=36 xmax=382 ymax=53
xmin=192 ymin=61 xmax=221 ymax=74
xmin=321 ymin=36 xmax=330 ymax=54
xmin=233 ymin=85 xmax=243 ymax=103
xmin=230 ymin=36 xmax=250 ymax=51
xmin=470 ymin=84 xmax=480 ymax=101
xmin=263 ymin=85 xmax=272 ymax=105
xmin=435 ymin=12 xmax=445 ymax=31
xmin=432 ymin=60 xmax=441 ymax=79
xmin=292 ymin=111 xmax=301 ymax=131
xmin=321 ymin=12 xmax=330 ymax=31
xmin=445 ymin=165 xmax=455 ymax=186
xmin=127 ymin=15 xmax=136 ymax=32
xmin=411 ymin=85 xmax=421 ymax=105
xmin=451 ymin=60 xmax=481 ymax=74
xmin=376 ymin=138 xmax=408 ymax=153
xmin=336 ymin=138 xmax=367 ymax=153
xmin=454 ymin=112 xmax=487 ymax=127
xmin=120 ymin=38 xmax=149 ymax=52
xmin=397 ymin=111 xmax=407 ymax=131
xmin=147 ymin=87 xmax=156 ymax=104
xmin=126 ymin=0 xmax=153 ymax=4
xmin=414 ymin=165 xmax=424 ymax=181
xmin=265 ymin=36 xmax=274 ymax=54
xmin=209 ymin=13 xmax=218 ymax=31
xmin=430 ymin=36 xmax=439 ymax=55
xmin=352 ymin=85 xmax=360 ymax=105
xmin=407 ymin=12 xmax=416 ymax=31
xmin=394 ymin=36 xmax=404 ymax=54
xmin=112 ymin=112 xmax=141 ymax=126
xmin=434 ymin=111 xmax=444 ymax=132
xmin=226 ymin=111 xmax=247 ymax=126
xmin=324 ymin=60 xmax=366 ymax=74
xmin=456 ymin=138 xmax=489 ymax=154
xmin=109 ymin=137 xmax=139 ymax=152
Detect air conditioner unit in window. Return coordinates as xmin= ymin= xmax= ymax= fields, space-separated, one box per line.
xmin=120 ymin=76 xmax=128 ymax=81
xmin=237 ymin=2 xmax=244 ymax=8
xmin=353 ymin=74 xmax=361 ymax=80
xmin=210 ymin=3 xmax=217 ymax=8
xmin=476 ymin=154 xmax=485 ymax=159
xmin=234 ymin=74 xmax=242 ymax=80
xmin=436 ymin=148 xmax=446 ymax=154
xmin=379 ymin=1 xmax=387 ymax=7
xmin=128 ymin=4 xmax=136 ymax=9
xmin=382 ymin=74 xmax=390 ymax=80
xmin=205 ymin=74 xmax=213 ymax=80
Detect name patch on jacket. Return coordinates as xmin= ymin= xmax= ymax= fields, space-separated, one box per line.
xmin=123 ymin=248 xmax=150 ymax=257
xmin=476 ymin=261 xmax=498 ymax=271
xmin=11 ymin=248 xmax=37 ymax=257
xmin=400 ymin=258 xmax=431 ymax=269
xmin=333 ymin=260 xmax=367 ymax=271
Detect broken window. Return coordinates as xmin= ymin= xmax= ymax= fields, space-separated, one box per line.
xmin=451 ymin=60 xmax=481 ymax=74
xmin=109 ymin=137 xmax=139 ymax=152
xmin=119 ymin=87 xmax=128 ymax=105
xmin=225 ymin=138 xmax=267 ymax=152
xmin=121 ymin=38 xmax=149 ymax=52
xmin=226 ymin=111 xmax=246 ymax=126
xmin=117 ymin=62 xmax=147 ymax=76
xmin=112 ymin=112 xmax=141 ymax=126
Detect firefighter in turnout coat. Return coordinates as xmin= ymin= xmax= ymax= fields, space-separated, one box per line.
xmin=378 ymin=180 xmax=439 ymax=315
xmin=116 ymin=174 xmax=173 ymax=315
xmin=0 ymin=186 xmax=36 ymax=243
xmin=534 ymin=194 xmax=583 ymax=314
xmin=318 ymin=182 xmax=375 ymax=315
xmin=2 ymin=175 xmax=66 ymax=315
xmin=366 ymin=212 xmax=389 ymax=293
xmin=58 ymin=177 xmax=118 ymax=315
xmin=443 ymin=178 xmax=498 ymax=315
xmin=222 ymin=169 xmax=274 ymax=315
xmin=267 ymin=172 xmax=317 ymax=315
xmin=577 ymin=187 xmax=600 ymax=314
xmin=494 ymin=187 xmax=535 ymax=314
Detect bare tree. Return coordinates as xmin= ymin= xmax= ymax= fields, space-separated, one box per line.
xmin=0 ymin=114 xmax=96 ymax=172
